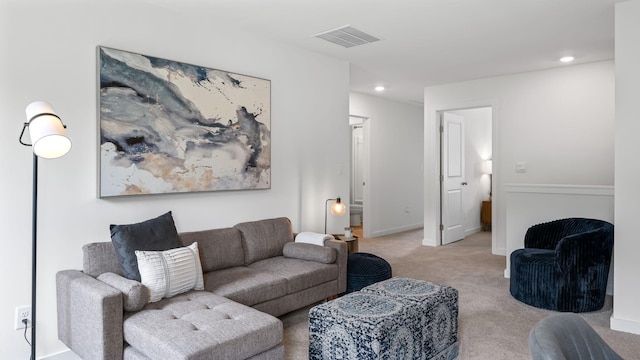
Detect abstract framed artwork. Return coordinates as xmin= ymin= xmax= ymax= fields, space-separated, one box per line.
xmin=98 ymin=46 xmax=271 ymax=197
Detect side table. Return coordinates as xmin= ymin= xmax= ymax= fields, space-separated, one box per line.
xmin=481 ymin=199 xmax=491 ymax=231
xmin=333 ymin=235 xmax=359 ymax=254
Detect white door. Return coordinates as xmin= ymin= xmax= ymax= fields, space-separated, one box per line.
xmin=441 ymin=112 xmax=466 ymax=245
xmin=352 ymin=125 xmax=364 ymax=204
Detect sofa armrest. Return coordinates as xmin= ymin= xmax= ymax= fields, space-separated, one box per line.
xmin=323 ymin=239 xmax=348 ymax=293
xmin=56 ymin=270 xmax=124 ymax=360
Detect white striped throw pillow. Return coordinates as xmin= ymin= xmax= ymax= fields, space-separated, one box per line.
xmin=135 ymin=242 xmax=204 ymax=302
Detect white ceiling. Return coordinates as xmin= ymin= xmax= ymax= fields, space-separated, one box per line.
xmin=64 ymin=0 xmax=632 ymax=104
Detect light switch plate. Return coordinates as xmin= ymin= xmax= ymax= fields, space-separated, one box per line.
xmin=515 ymin=161 xmax=527 ymax=173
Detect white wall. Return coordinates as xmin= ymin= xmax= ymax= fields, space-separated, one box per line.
xmin=349 ymin=92 xmax=424 ymax=237
xmin=0 ymin=2 xmax=350 ymax=359
xmin=450 ymin=107 xmax=492 ymax=235
xmin=612 ymin=0 xmax=640 ymax=335
xmin=423 ymin=61 xmax=615 ymax=254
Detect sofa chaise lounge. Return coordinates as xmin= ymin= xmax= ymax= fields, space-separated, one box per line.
xmin=56 ymin=216 xmax=347 ymax=360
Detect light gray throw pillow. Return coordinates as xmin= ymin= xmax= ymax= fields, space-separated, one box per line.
xmin=283 ymin=242 xmax=336 ymax=264
xmin=97 ymin=272 xmax=149 ymax=312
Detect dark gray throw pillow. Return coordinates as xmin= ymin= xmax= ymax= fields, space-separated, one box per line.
xmin=110 ymin=211 xmax=181 ymax=281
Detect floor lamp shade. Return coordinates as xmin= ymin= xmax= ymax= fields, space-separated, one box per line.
xmin=25 ymin=101 xmax=71 ymax=158
xmin=330 ymin=198 xmax=347 ymax=216
xmin=325 ymin=197 xmax=346 ymax=234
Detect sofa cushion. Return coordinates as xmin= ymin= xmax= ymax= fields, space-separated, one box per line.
xmin=97 ymin=272 xmax=149 ymax=312
xmin=180 ymin=227 xmax=244 ymax=272
xmin=283 ymin=242 xmax=336 ymax=264
xmin=135 ymin=242 xmax=205 ymax=302
xmin=110 ymin=211 xmax=181 ymax=281
xmin=83 ymin=242 xmax=122 ymax=277
xmin=123 ymin=291 xmax=282 ymax=360
xmin=203 ymin=267 xmax=287 ymax=306
xmin=235 ymin=217 xmax=294 ymax=265
xmin=249 ymin=256 xmax=338 ymax=294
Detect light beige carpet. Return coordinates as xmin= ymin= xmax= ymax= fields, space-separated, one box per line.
xmin=280 ymin=229 xmax=640 ymax=359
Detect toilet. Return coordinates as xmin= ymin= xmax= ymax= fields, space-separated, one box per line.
xmin=350 ymin=203 xmax=363 ymax=226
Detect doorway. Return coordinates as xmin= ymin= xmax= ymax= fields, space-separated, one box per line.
xmin=349 ymin=115 xmax=369 ymax=237
xmin=440 ymin=107 xmax=492 ymax=245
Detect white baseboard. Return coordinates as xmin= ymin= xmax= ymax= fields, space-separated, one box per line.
xmin=464 ymin=226 xmax=482 ymax=236
xmin=610 ymin=315 xmax=640 ymax=335
xmin=370 ymin=223 xmax=423 ymax=238
xmin=42 ymin=350 xmax=80 ymax=360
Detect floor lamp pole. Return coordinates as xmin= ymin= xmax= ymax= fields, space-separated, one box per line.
xmin=31 ymin=153 xmax=38 ymax=360
xmin=324 ymin=199 xmax=330 ymax=234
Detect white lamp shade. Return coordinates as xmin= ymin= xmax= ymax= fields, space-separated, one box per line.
xmin=26 ymin=101 xmax=71 ymax=159
xmin=330 ymin=199 xmax=347 ymax=216
xmin=484 ymin=159 xmax=493 ymax=175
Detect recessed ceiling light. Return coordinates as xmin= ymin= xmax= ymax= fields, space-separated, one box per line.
xmin=374 ymin=86 xmax=385 ymax=91
xmin=560 ymin=56 xmax=575 ymax=63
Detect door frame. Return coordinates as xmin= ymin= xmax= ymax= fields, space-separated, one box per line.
xmin=424 ymin=99 xmax=499 ymax=254
xmin=349 ymin=115 xmax=371 ymax=238
xmin=351 ymin=124 xmax=365 ymax=206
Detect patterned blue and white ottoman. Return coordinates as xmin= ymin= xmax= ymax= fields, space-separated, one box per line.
xmin=309 ymin=277 xmax=458 ymax=360
xmin=362 ymin=277 xmax=459 ymax=359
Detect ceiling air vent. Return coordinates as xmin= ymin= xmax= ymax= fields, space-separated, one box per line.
xmin=313 ymin=25 xmax=380 ymax=48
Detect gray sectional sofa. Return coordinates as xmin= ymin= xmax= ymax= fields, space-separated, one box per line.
xmin=56 ymin=217 xmax=347 ymax=360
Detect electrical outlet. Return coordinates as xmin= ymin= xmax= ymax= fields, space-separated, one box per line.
xmin=15 ymin=306 xmax=31 ymax=330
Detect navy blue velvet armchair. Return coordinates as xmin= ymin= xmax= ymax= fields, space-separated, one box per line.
xmin=510 ymin=218 xmax=614 ymax=312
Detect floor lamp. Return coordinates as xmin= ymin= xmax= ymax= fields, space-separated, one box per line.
xmin=19 ymin=101 xmax=71 ymax=360
xmin=324 ymin=197 xmax=346 ymax=234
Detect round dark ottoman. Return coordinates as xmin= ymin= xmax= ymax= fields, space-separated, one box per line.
xmin=346 ymin=252 xmax=392 ymax=293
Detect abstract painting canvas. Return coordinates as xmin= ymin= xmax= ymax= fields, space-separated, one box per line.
xmin=98 ymin=46 xmax=271 ymax=197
